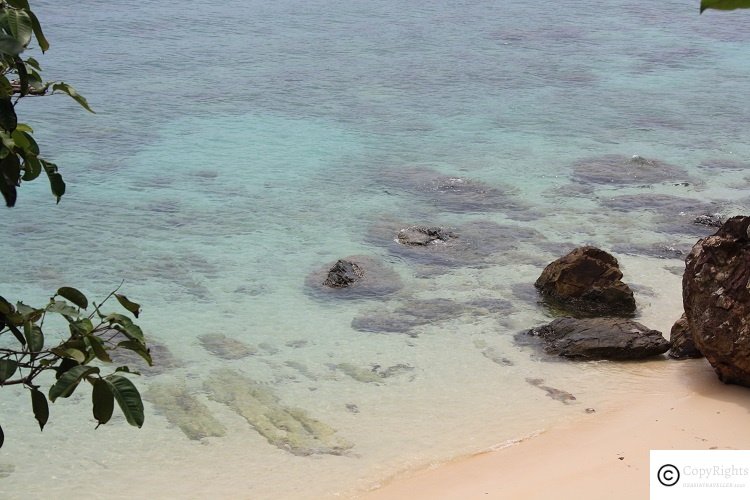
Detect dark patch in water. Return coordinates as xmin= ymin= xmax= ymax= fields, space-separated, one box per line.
xmin=376 ymin=166 xmax=541 ymax=220
xmin=571 ymin=155 xmax=691 ymax=186
xmin=365 ymin=217 xmax=544 ymax=271
xmin=352 ymin=297 xmax=515 ymax=335
xmin=526 ymin=377 xmax=577 ymax=404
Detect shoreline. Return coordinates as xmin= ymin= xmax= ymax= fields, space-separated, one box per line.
xmin=359 ymin=359 xmax=750 ymax=499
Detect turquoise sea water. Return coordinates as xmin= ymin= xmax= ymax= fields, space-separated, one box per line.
xmin=2 ymin=1 xmax=750 ymax=498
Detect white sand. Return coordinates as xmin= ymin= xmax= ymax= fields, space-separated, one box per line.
xmin=362 ymin=359 xmax=750 ymax=499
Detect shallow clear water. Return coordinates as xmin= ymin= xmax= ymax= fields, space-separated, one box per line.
xmin=1 ymin=0 xmax=749 ymax=498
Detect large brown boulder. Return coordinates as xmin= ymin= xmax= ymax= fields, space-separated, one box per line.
xmin=519 ymin=317 xmax=669 ymax=360
xmin=535 ymin=246 xmax=636 ymax=316
xmin=683 ymin=216 xmax=750 ymax=386
xmin=668 ymin=314 xmax=702 ymax=360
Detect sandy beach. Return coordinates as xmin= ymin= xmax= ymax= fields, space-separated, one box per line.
xmin=363 ymin=359 xmax=750 ymax=499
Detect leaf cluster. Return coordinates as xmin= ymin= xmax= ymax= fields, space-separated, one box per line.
xmin=700 ymin=0 xmax=750 ymax=12
xmin=0 ymin=286 xmax=149 ymax=448
xmin=0 ymin=0 xmax=92 ymax=208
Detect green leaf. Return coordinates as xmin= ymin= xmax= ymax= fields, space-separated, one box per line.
xmin=49 ymin=365 xmax=99 ymax=402
xmin=0 ymin=34 xmax=24 ymax=56
xmin=6 ymin=9 xmax=32 ymax=47
xmin=23 ymin=320 xmax=43 ymax=352
xmin=113 ymin=323 xmax=145 ymax=345
xmin=0 ymin=75 xmax=11 ymax=98
xmin=46 ymin=300 xmax=79 ymax=318
xmin=6 ymin=9 xmax=33 ymax=47
xmin=22 ymin=154 xmax=41 ymax=181
xmin=51 ymin=82 xmax=94 ymax=113
xmin=49 ymin=346 xmax=86 ymax=364
xmin=30 ymin=388 xmax=48 ymax=431
xmin=104 ymin=375 xmax=144 ymax=428
xmin=27 ymin=11 xmax=48 ymax=53
xmin=24 ymin=57 xmax=40 ymax=71
xmin=701 ymin=0 xmax=750 ymax=12
xmin=0 ymin=152 xmax=20 ymax=207
xmin=13 ymin=55 xmax=28 ymax=95
xmin=92 ymin=378 xmax=114 ymax=427
xmin=115 ymin=294 xmax=141 ymax=318
xmin=16 ymin=301 xmax=41 ymax=320
xmin=86 ymin=335 xmax=112 ymax=363
xmin=68 ymin=317 xmax=93 ymax=336
xmin=6 ymin=1 xmax=32 ymax=10
xmin=40 ymin=159 xmax=64 ymax=203
xmin=0 ymin=97 xmax=17 ymax=132
xmin=117 ymin=340 xmax=152 ymax=366
xmin=56 ymin=287 xmax=88 ymax=309
xmin=0 ymin=359 xmax=18 ymax=382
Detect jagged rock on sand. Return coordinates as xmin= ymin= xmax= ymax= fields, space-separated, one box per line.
xmin=668 ymin=314 xmax=702 ymax=360
xmin=520 ymin=317 xmax=670 ymax=360
xmin=534 ymin=246 xmax=636 ymax=316
xmin=683 ymin=216 xmax=750 ymax=386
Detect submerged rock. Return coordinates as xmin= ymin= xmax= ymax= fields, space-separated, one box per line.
xmin=684 ymin=216 xmax=750 ymax=386
xmin=204 ymin=369 xmax=353 ymax=456
xmin=534 ymin=246 xmax=636 ymax=316
xmin=366 ymin=218 xmax=544 ymax=270
xmin=323 ymin=259 xmax=364 ymax=288
xmin=694 ymin=214 xmax=724 ymax=227
xmin=668 ymin=314 xmax=702 ymax=360
xmin=474 ymin=339 xmax=514 ymax=366
xmin=351 ymin=298 xmax=466 ymax=335
xmin=377 ymin=166 xmax=539 ymax=219
xmin=198 ymin=333 xmax=257 ymax=360
xmin=397 ymin=226 xmax=456 ymax=246
xmin=520 ymin=317 xmax=670 ymax=360
xmin=305 ymin=255 xmax=403 ymax=299
xmin=571 ymin=154 xmax=690 ymax=186
xmin=526 ymin=377 xmax=576 ymax=404
xmin=611 ymin=242 xmax=691 ymax=260
xmin=144 ymin=381 xmax=227 ymax=440
xmin=350 ymin=296 xmax=512 ymax=336
xmin=330 ymin=362 xmax=414 ymax=384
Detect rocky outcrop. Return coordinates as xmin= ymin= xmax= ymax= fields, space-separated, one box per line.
xmin=668 ymin=314 xmax=702 ymax=360
xmin=693 ymin=214 xmax=724 ymax=227
xmin=305 ymin=255 xmax=403 ymax=300
xmin=323 ymin=260 xmax=364 ymax=288
xmin=683 ymin=216 xmax=750 ymax=386
xmin=397 ymin=226 xmax=456 ymax=246
xmin=520 ymin=317 xmax=669 ymax=360
xmin=534 ymin=246 xmax=636 ymax=316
